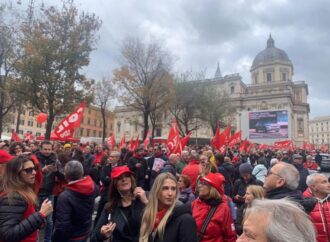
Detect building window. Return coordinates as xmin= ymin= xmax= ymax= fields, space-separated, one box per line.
xmin=87 ymin=118 xmax=90 ymax=125
xmin=80 ymin=128 xmax=84 ymax=136
xmin=99 ymin=131 xmax=102 ymax=137
xmin=267 ymin=73 xmax=272 ymax=82
xmin=255 ymin=76 xmax=258 ymax=84
xmin=93 ymin=130 xmax=96 ymax=136
xmin=156 ymin=128 xmax=162 ymax=137
xmin=29 ymin=111 xmax=34 ymax=116
xmin=282 ymin=73 xmax=286 ymax=81
xmin=87 ymin=129 xmax=90 ymax=136
xmin=19 ymin=120 xmax=25 ymax=125
xmin=36 ymin=132 xmax=41 ymax=136
xmin=230 ymin=86 xmax=235 ymax=94
xmin=94 ymin=120 xmax=97 ymax=126
xmin=37 ymin=123 xmax=42 ymax=128
xmin=19 ymin=130 xmax=23 ymax=134
xmin=28 ymin=120 xmax=33 ymax=127
xmin=117 ymin=122 xmax=121 ymax=133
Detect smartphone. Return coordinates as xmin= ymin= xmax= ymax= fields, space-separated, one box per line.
xmin=108 ymin=213 xmax=111 ymax=223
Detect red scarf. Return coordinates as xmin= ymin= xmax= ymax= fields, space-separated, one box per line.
xmin=153 ymin=207 xmax=169 ymax=232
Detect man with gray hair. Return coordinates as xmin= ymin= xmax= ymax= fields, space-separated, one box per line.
xmin=304 ymin=173 xmax=330 ymax=242
xmin=264 ymin=162 xmax=316 ymax=213
xmin=52 ymin=160 xmax=97 ymax=242
xmin=237 ymin=198 xmax=317 ymax=242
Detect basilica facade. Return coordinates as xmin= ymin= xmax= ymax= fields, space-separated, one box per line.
xmin=114 ymin=35 xmax=309 ymax=145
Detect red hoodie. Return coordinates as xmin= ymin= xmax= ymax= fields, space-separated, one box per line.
xmin=65 ymin=176 xmax=95 ymax=195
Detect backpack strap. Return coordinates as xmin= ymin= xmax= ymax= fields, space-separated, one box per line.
xmin=199 ymin=205 xmax=218 ymax=241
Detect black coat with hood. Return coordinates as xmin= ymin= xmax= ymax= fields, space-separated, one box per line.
xmin=266 ymin=187 xmax=316 ymax=213
xmin=148 ymin=202 xmax=198 ymax=242
xmin=52 ymin=176 xmax=98 ymax=242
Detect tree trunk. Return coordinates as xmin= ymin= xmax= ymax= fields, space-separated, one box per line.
xmin=101 ymin=106 xmax=106 ymax=143
xmin=45 ymin=103 xmax=54 ymax=140
xmin=15 ymin=101 xmax=23 ymax=134
xmin=0 ymin=93 xmax=4 ymax=138
xmin=143 ymin=111 xmax=149 ymax=140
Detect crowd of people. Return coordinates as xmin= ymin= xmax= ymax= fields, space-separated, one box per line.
xmin=0 ymin=138 xmax=329 ymax=242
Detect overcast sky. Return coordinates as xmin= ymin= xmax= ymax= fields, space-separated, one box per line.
xmin=61 ymin=0 xmax=329 ymax=118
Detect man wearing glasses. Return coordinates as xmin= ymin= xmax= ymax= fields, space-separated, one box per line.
xmin=264 ymin=162 xmax=316 ymax=213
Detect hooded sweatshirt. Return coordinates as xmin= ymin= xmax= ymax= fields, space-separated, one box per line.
xmin=52 ymin=176 xmax=97 ymax=242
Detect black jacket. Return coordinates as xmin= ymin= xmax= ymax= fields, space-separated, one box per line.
xmin=36 ymin=151 xmax=65 ymax=196
xmin=294 ymin=164 xmax=309 ymax=192
xmin=233 ymin=175 xmax=263 ymax=206
xmin=128 ymin=154 xmax=150 ymax=180
xmin=52 ymin=176 xmax=98 ymax=242
xmin=91 ymin=198 xmax=146 ymax=242
xmin=266 ymin=187 xmax=316 ymax=213
xmin=149 ymin=202 xmax=198 ymax=242
xmin=0 ymin=193 xmax=44 ymax=242
xmin=218 ymin=162 xmax=235 ymax=196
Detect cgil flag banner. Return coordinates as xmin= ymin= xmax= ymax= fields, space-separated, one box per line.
xmin=53 ymin=101 xmax=86 ymax=139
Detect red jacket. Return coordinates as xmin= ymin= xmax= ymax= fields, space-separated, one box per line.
xmin=192 ymin=198 xmax=236 ymax=242
xmin=309 ymin=195 xmax=330 ymax=242
xmin=182 ymin=160 xmax=200 ymax=192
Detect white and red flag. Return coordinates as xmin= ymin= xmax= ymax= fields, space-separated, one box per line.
xmin=143 ymin=131 xmax=151 ymax=148
xmin=167 ymin=118 xmax=182 ymax=155
xmin=107 ymin=133 xmax=115 ymax=149
xmin=53 ymin=101 xmax=85 ymax=139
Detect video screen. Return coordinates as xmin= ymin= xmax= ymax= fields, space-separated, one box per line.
xmin=249 ymin=110 xmax=288 ymax=139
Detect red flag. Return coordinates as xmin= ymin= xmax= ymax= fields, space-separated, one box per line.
xmin=181 ymin=131 xmax=192 ymax=149
xmin=259 ymin=144 xmax=269 ymax=151
xmin=224 ymin=124 xmax=231 ymax=143
xmin=107 ymin=133 xmax=115 ymax=148
xmin=218 ymin=130 xmax=227 ymax=153
xmin=143 ymin=131 xmax=151 ymax=148
xmin=167 ymin=118 xmax=182 ymax=155
xmin=119 ymin=135 xmax=126 ymax=149
xmin=24 ymin=132 xmax=34 ymax=141
xmin=228 ymin=131 xmax=241 ymax=148
xmin=211 ymin=126 xmax=221 ymax=149
xmin=274 ymin=140 xmax=293 ymax=150
xmin=11 ymin=131 xmax=21 ymax=142
xmin=239 ymin=139 xmax=249 ymax=153
xmin=133 ymin=135 xmax=140 ymax=150
xmin=53 ymin=101 xmax=85 ymax=139
xmin=128 ymin=137 xmax=134 ymax=151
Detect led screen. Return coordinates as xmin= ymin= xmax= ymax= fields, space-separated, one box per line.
xmin=249 ymin=110 xmax=288 ymax=139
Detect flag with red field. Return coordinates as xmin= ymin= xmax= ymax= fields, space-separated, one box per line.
xmin=167 ymin=118 xmax=182 ymax=155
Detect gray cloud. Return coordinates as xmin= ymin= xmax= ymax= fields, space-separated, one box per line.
xmin=70 ymin=0 xmax=330 ymax=118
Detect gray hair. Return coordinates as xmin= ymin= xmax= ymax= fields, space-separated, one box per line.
xmin=245 ymin=198 xmax=316 ymax=242
xmin=64 ymin=160 xmax=84 ymax=181
xmin=277 ymin=162 xmax=300 ymax=190
xmin=306 ymin=173 xmax=326 ymax=187
xmin=190 ymin=150 xmax=199 ymax=160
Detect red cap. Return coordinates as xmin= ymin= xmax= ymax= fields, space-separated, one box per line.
xmin=0 ymin=150 xmax=14 ymax=164
xmin=111 ymin=165 xmax=134 ymax=179
xmin=200 ymin=173 xmax=225 ymax=196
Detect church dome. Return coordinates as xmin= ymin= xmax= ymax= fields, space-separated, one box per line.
xmin=251 ymin=35 xmax=292 ymax=70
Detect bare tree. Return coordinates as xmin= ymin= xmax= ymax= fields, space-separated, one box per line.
xmin=94 ymin=76 xmax=115 ymax=142
xmin=0 ymin=4 xmax=22 ymax=138
xmin=113 ymin=37 xmax=174 ymax=139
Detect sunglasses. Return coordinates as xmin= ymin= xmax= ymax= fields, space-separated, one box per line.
xmin=22 ymin=166 xmax=37 ymax=174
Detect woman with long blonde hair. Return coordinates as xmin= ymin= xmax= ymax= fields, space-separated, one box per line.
xmin=139 ymin=172 xmax=197 ymax=242
xmin=235 ymin=184 xmax=265 ymax=235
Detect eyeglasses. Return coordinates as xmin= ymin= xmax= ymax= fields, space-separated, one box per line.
xmin=22 ymin=166 xmax=37 ymax=174
xmin=267 ymin=169 xmax=282 ymax=178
